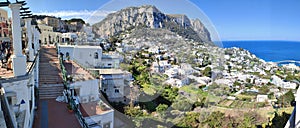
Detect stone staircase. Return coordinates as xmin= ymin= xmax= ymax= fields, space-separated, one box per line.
xmin=39 ymin=46 xmax=63 ymax=84
xmin=39 ymin=46 xmax=64 ymax=99
xmin=38 ymin=84 xmax=64 ymax=99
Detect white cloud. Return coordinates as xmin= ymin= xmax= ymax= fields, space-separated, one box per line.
xmin=34 ymin=10 xmax=115 ymax=24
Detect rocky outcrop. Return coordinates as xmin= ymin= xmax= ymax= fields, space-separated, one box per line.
xmin=93 ymin=5 xmax=211 ymax=43
xmin=191 ymin=18 xmax=211 ymax=42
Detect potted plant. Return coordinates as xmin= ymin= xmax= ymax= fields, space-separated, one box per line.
xmin=67 ymin=104 xmax=73 ymax=112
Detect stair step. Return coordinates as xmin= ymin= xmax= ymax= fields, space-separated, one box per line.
xmin=39 ymin=88 xmax=64 ymax=91
xmin=39 ymin=87 xmax=64 ymax=90
xmin=38 ymin=47 xmax=65 ymax=99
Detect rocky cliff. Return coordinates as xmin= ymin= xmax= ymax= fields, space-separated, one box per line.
xmin=93 ymin=5 xmax=211 ymax=43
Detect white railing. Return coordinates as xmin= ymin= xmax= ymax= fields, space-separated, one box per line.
xmin=285 ymin=108 xmax=296 ymax=128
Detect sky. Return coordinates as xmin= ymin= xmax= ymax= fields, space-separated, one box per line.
xmin=5 ymin=0 xmax=300 ymax=41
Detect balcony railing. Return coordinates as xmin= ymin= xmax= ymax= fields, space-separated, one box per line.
xmin=57 ymin=45 xmax=90 ymax=128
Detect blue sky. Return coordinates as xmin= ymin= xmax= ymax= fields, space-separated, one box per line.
xmin=9 ymin=0 xmax=300 ymax=41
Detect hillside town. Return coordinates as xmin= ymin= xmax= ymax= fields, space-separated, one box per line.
xmin=0 ymin=3 xmax=299 ymax=128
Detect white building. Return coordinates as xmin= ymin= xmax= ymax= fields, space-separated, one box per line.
xmin=99 ymin=69 xmax=130 ymax=102
xmin=282 ymin=63 xmax=300 ymax=71
xmin=164 ymin=67 xmax=179 ymax=78
xmin=165 ymin=77 xmax=190 ymax=88
xmin=38 ymin=24 xmax=62 ymax=45
xmin=64 ymin=61 xmax=114 ymax=128
xmin=58 ymin=45 xmax=120 ymax=69
xmin=179 ymin=63 xmax=195 ymax=75
xmin=271 ymin=75 xmax=297 ymax=89
xmin=58 ymin=45 xmax=102 ymax=68
xmin=61 ymin=32 xmax=78 ymax=43
xmin=151 ymin=60 xmax=171 ymax=72
xmin=256 ymin=95 xmax=268 ymax=102
xmin=101 ymin=54 xmax=120 ymax=69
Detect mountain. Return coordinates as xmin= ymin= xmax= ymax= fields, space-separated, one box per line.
xmin=92 ymin=5 xmax=212 ymax=43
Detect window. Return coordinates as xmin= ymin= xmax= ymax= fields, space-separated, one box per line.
xmin=74 ymin=88 xmax=80 ymax=96
xmin=94 ymin=52 xmax=99 ymax=59
xmin=115 ymin=89 xmax=119 ymax=93
xmin=6 ymin=96 xmax=17 ymax=105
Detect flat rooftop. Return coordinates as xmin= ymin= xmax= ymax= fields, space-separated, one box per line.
xmin=64 ymin=60 xmax=95 ymax=81
xmin=59 ymin=45 xmax=102 ymax=49
xmin=98 ymin=69 xmax=123 ymax=75
xmin=33 ymin=99 xmax=81 ymax=128
xmin=80 ymin=100 xmax=113 ymax=117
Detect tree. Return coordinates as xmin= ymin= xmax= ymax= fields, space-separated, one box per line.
xmin=161 ymin=85 xmax=178 ymax=102
xmin=204 ymin=111 xmax=225 ymax=128
xmin=124 ymin=105 xmax=144 ymax=117
xmin=171 ymin=97 xmax=192 ymax=111
xmin=271 ymin=112 xmax=291 ymax=128
xmin=156 ymin=104 xmax=168 ymax=114
xmin=285 ymin=74 xmax=295 ymax=81
xmin=278 ymin=90 xmax=295 ymax=107
xmin=268 ymin=92 xmax=274 ymax=99
xmin=246 ymin=78 xmax=251 ymax=83
xmin=194 ymin=96 xmax=207 ymax=108
xmin=177 ymin=112 xmax=201 ymax=127
xmin=237 ymin=112 xmax=266 ymax=128
xmin=202 ymin=67 xmax=212 ymax=77
xmin=233 ymin=81 xmax=241 ymax=86
xmin=259 ymin=85 xmax=270 ymax=94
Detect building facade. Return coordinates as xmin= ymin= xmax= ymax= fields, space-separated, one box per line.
xmin=0 ymin=8 xmax=10 ymax=42
xmin=38 ymin=24 xmax=62 ymax=45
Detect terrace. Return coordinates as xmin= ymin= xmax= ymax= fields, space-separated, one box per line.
xmin=80 ymin=100 xmax=113 ymax=117
xmin=79 ymin=100 xmax=114 ymax=127
xmin=0 ymin=59 xmax=35 ymax=79
xmin=64 ymin=60 xmax=95 ymax=82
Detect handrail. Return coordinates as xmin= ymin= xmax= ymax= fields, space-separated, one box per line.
xmin=285 ymin=107 xmax=295 ymax=128
xmin=0 ymin=51 xmax=39 ymax=82
xmin=57 ymin=43 xmax=90 ymax=128
xmin=72 ymin=58 xmax=99 ymax=78
xmin=26 ymin=51 xmax=39 ymax=76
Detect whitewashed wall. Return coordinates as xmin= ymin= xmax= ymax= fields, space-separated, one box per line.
xmin=71 ymin=79 xmax=99 ymax=103
xmin=58 ymin=45 xmax=102 ymax=68
xmin=84 ymin=110 xmax=114 ymax=128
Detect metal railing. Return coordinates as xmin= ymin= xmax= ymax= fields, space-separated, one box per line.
xmin=285 ymin=107 xmax=295 ymax=128
xmin=72 ymin=58 xmax=100 ymax=78
xmin=57 ymin=44 xmax=90 ymax=128
xmin=26 ymin=52 xmax=39 ymax=76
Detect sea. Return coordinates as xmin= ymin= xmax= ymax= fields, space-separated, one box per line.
xmin=222 ymin=40 xmax=300 ymax=66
